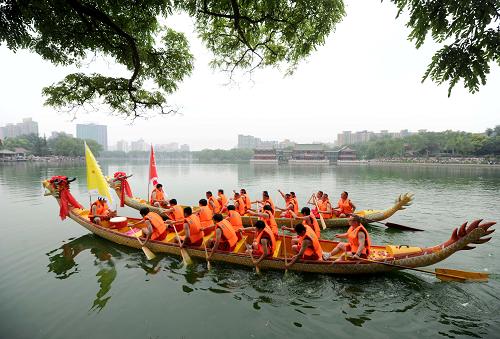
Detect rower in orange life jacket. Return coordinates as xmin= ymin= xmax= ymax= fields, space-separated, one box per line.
xmin=285 ymin=223 xmax=324 ymax=269
xmin=89 ymin=197 xmax=115 ymax=225
xmin=318 ymin=193 xmax=333 ymax=219
xmin=323 ymin=215 xmax=371 ymax=262
xmin=276 ymin=191 xmax=295 ymax=218
xmin=240 ymin=220 xmax=276 ymax=266
xmin=162 ymin=199 xmax=184 ymax=231
xmin=252 ymin=190 xmax=275 ymax=214
xmin=217 ymin=189 xmax=229 ymax=213
xmin=206 ymin=214 xmax=239 ymax=260
xmin=206 ymin=191 xmax=222 ymax=214
xmin=176 ymin=206 xmax=204 ymax=247
xmin=308 ymin=190 xmax=323 ymax=218
xmin=195 ymin=198 xmax=214 ymax=228
xmin=239 ymin=189 xmax=251 ymax=211
xmin=150 ymin=183 xmax=168 ymax=208
xmin=333 ymin=191 xmax=356 ymax=218
xmin=136 ymin=207 xmax=167 ymax=242
xmin=247 ymin=204 xmax=279 ymax=236
xmin=225 ymin=205 xmax=243 ymax=239
xmin=288 ymin=207 xmax=321 ymax=238
xmin=232 ymin=192 xmax=246 ymax=216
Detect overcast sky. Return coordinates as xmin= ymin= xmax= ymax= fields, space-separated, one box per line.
xmin=0 ymin=1 xmax=498 ymax=150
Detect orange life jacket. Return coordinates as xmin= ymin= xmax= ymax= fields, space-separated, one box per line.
xmin=185 ymin=214 xmax=203 ymax=244
xmin=144 ymin=212 xmax=166 ymax=240
xmin=263 ymin=198 xmax=275 ymax=213
xmin=347 ymin=225 xmax=371 ymax=256
xmin=216 ymin=219 xmax=238 ymax=249
xmin=322 ymin=199 xmax=333 ymax=219
xmin=228 ymin=210 xmax=243 ymax=231
xmin=218 ymin=194 xmax=228 ymax=207
xmin=169 ymin=205 xmax=184 ymax=221
xmin=338 ymin=198 xmax=353 ymax=215
xmin=303 ymin=214 xmax=321 ymax=239
xmin=254 ymin=226 xmax=276 ymax=256
xmin=235 ymin=197 xmax=246 ymax=215
xmin=298 ymin=225 xmax=323 ymax=260
xmin=89 ymin=200 xmax=108 ymax=218
xmin=242 ymin=194 xmax=251 ymax=209
xmin=262 ymin=210 xmax=278 ymax=236
xmin=199 ymin=206 xmax=213 ymax=227
xmin=150 ymin=188 xmax=165 ymax=205
xmin=208 ymin=196 xmax=221 ymax=213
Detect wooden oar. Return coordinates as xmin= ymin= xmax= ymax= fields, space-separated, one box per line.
xmin=360 ymin=258 xmax=488 ymax=282
xmin=359 ymin=216 xmax=424 ymax=232
xmin=282 ymin=227 xmax=288 ymax=274
xmin=204 ymin=242 xmax=212 ymax=270
xmin=127 ymin=226 xmax=155 ymax=260
xmin=312 ymin=194 xmax=327 ymax=230
xmin=172 ymin=224 xmax=193 ymax=265
xmin=248 ymin=207 xmax=260 ymax=274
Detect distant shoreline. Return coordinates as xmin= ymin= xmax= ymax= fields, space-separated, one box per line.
xmin=336 ymin=160 xmax=500 ymax=168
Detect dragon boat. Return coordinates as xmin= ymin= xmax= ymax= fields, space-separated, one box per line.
xmin=108 ymin=173 xmax=414 ymax=229
xmin=44 ymin=176 xmax=495 ymax=275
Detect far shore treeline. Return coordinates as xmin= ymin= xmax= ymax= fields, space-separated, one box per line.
xmin=0 ymin=126 xmax=498 ymax=161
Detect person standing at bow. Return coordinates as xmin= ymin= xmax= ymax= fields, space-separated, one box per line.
xmin=150 ymin=183 xmax=168 ymax=208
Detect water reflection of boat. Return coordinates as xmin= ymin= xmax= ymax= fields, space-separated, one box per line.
xmin=44 ymin=178 xmax=495 ymax=276
xmin=108 ymin=176 xmax=415 ymax=228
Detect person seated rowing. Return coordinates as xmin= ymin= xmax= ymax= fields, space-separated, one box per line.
xmin=333 ymin=191 xmax=356 ymax=218
xmin=207 ymin=214 xmax=239 ymax=259
xmin=290 ymin=191 xmax=299 ymax=214
xmin=285 ymin=223 xmax=323 ymax=269
xmin=217 ymin=189 xmax=229 ymax=213
xmin=150 ymin=183 xmax=168 ymax=208
xmin=225 ymin=205 xmax=243 ymax=236
xmin=276 ymin=191 xmax=296 ymax=218
xmin=195 ymin=199 xmax=214 ymax=228
xmin=239 ymin=189 xmax=252 ymax=211
xmin=231 ymin=192 xmax=246 ymax=215
xmin=252 ymin=191 xmax=275 ymax=214
xmin=176 ymin=207 xmax=204 ymax=248
xmin=134 ymin=207 xmax=167 ymax=243
xmin=162 ymin=199 xmax=184 ymax=229
xmin=307 ymin=191 xmax=323 ymax=218
xmin=288 ymin=207 xmax=321 ymax=239
xmin=247 ymin=204 xmax=279 ymax=236
xmin=241 ymin=220 xmax=276 ymax=265
xmin=318 ymin=193 xmax=333 ymax=219
xmin=206 ymin=191 xmax=222 ymax=214
xmin=323 ymin=215 xmax=371 ymax=263
xmin=89 ymin=196 xmax=116 ymax=225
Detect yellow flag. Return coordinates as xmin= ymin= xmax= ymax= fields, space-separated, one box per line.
xmin=85 ymin=142 xmax=112 ymax=204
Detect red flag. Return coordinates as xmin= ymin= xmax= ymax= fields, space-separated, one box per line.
xmin=149 ymin=144 xmax=158 ymax=186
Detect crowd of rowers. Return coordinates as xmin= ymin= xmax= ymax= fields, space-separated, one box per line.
xmin=89 ymin=185 xmax=370 ymax=268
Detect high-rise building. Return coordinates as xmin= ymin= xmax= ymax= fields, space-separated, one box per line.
xmin=238 ymin=134 xmax=278 ymax=149
xmin=116 ymin=140 xmax=129 ymax=152
xmin=130 ymin=139 xmax=147 ymax=152
xmin=179 ymin=144 xmax=190 ymax=152
xmin=0 ymin=118 xmax=39 ymax=139
xmin=76 ymin=123 xmax=108 ymax=150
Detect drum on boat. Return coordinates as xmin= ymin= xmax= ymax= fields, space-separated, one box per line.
xmin=110 ymin=216 xmax=128 ymax=228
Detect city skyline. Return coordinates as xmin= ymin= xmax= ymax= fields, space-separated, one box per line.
xmin=0 ymin=2 xmax=498 ymax=150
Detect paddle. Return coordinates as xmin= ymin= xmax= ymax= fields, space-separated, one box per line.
xmin=172 ymin=223 xmax=193 ymax=266
xmin=282 ymin=226 xmax=288 ymax=274
xmin=359 ymin=258 xmax=488 ymax=282
xmin=248 ymin=209 xmax=261 ymax=274
xmin=204 ymin=242 xmax=212 ymax=270
xmin=358 ymin=216 xmax=424 ymax=232
xmin=127 ymin=226 xmax=156 ymax=260
xmin=312 ymin=194 xmax=327 ymax=230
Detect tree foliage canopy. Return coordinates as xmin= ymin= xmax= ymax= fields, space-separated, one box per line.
xmin=1 ymin=0 xmax=498 ymax=117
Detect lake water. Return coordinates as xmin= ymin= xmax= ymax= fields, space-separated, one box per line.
xmin=1 ymin=162 xmax=499 ymax=338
